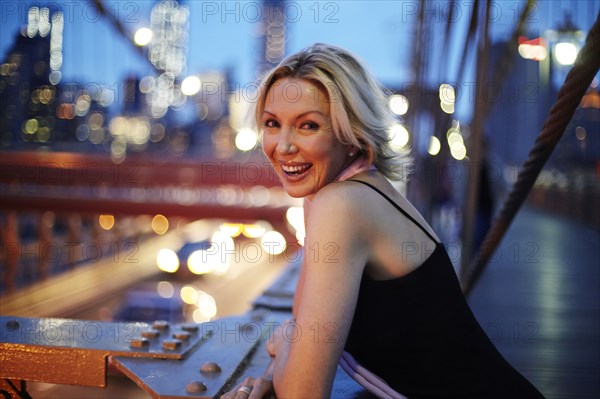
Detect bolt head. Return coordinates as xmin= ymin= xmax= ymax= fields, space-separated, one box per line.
xmin=152 ymin=320 xmax=170 ymax=330
xmin=172 ymin=331 xmax=191 ymax=341
xmin=185 ymin=380 xmax=207 ymax=393
xmin=129 ymin=338 xmax=150 ymax=348
xmin=162 ymin=339 xmax=182 ymax=350
xmin=200 ymin=361 xmax=222 ymax=373
xmin=141 ymin=330 xmax=160 ymax=338
xmin=181 ymin=324 xmax=199 ymax=332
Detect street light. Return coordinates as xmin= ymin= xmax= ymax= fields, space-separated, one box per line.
xmin=542 ymin=12 xmax=585 ymax=90
xmin=554 ymin=42 xmax=578 ymax=66
xmin=547 ymin=12 xmax=585 ymax=67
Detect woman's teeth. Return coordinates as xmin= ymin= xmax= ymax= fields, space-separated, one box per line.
xmin=282 ymin=164 xmax=312 ymax=175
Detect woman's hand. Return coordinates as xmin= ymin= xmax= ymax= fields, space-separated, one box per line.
xmin=265 ymin=319 xmax=295 ymax=358
xmin=221 ymin=319 xmax=294 ymax=399
xmin=220 ymin=375 xmax=275 ymax=399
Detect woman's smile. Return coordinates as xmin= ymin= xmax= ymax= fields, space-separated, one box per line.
xmin=279 ymin=161 xmax=313 ymax=180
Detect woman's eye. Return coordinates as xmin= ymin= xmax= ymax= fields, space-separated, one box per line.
xmin=300 ymin=121 xmax=319 ymax=130
xmin=264 ymin=119 xmax=279 ymax=128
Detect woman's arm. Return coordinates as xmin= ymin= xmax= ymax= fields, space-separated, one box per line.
xmin=291 ymin=200 xmax=310 ymax=319
xmin=271 ymin=183 xmax=370 ymax=398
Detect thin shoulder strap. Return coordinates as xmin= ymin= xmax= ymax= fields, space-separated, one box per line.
xmin=348 ymin=179 xmax=438 ymax=243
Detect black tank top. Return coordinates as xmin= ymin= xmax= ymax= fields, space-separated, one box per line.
xmin=344 ymin=180 xmax=544 ymax=398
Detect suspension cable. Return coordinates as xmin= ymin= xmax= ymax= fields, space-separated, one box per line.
xmin=462 ymin=12 xmax=600 ymax=296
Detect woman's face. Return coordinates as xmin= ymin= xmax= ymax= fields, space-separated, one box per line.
xmin=262 ymin=78 xmax=352 ymax=199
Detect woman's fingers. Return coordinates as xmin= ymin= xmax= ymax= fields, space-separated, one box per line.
xmin=248 ymin=376 xmax=274 ymax=399
xmin=220 ymin=376 xmax=274 ymax=399
xmin=220 ymin=379 xmax=251 ymax=399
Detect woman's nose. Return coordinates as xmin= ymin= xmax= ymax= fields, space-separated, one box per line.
xmin=276 ymin=130 xmax=298 ymax=155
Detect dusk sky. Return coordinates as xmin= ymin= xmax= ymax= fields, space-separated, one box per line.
xmin=1 ymin=0 xmax=598 ymax=108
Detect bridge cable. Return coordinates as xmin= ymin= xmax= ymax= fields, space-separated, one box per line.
xmin=462 ymin=12 xmax=600 ymax=296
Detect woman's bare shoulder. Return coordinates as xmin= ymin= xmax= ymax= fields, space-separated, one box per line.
xmin=309 ymin=181 xmax=373 ymax=217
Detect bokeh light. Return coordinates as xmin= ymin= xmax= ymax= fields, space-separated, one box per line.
xmin=389 ymin=123 xmax=410 ymax=151
xmin=388 ymin=94 xmax=409 ymax=116
xmin=157 ymin=281 xmax=175 ymax=298
xmin=235 ymin=128 xmax=258 ymax=151
xmin=427 ymin=136 xmax=441 ymax=156
xmin=134 ymin=28 xmax=153 ymax=46
xmin=188 ymin=250 xmax=212 ymax=275
xmin=98 ymin=214 xmax=115 ymax=230
xmin=554 ymin=42 xmax=578 ymax=65
xmin=152 ymin=214 xmax=169 ymax=235
xmin=261 ymin=231 xmax=286 ymax=255
xmin=181 ymin=75 xmax=201 ymax=96
xmin=156 ymin=248 xmax=179 ymax=273
xmin=180 ymin=285 xmax=199 ymax=304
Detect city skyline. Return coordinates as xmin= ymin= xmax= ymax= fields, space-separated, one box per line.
xmin=2 ymin=0 xmax=597 ymax=93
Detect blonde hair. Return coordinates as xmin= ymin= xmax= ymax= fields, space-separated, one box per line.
xmin=254 ymin=43 xmax=410 ymax=181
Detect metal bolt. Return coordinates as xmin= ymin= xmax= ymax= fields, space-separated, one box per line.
xmin=181 ymin=324 xmax=199 ymax=333
xmin=152 ymin=320 xmax=170 ymax=330
xmin=162 ymin=339 xmax=182 ymax=350
xmin=141 ymin=330 xmax=160 ymax=339
xmin=172 ymin=331 xmax=191 ymax=341
xmin=129 ymin=338 xmax=150 ymax=348
xmin=185 ymin=380 xmax=207 ymax=393
xmin=199 ymin=361 xmax=222 ymax=373
xmin=5 ymin=320 xmax=20 ymax=329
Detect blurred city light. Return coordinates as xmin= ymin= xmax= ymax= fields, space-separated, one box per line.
xmin=235 ymin=128 xmax=258 ymax=151
xmin=188 ymin=250 xmax=212 ymax=274
xmin=180 ymin=285 xmax=198 ymax=304
xmin=440 ymin=102 xmax=455 ymax=114
xmin=156 ymin=248 xmax=179 ymax=273
xmin=157 ymin=281 xmax=175 ymax=298
xmin=219 ymin=223 xmax=243 ymax=237
xmin=134 ymin=28 xmax=153 ymax=46
xmin=554 ymin=42 xmax=578 ymax=65
xmin=98 ymin=214 xmax=115 ymax=230
xmin=207 ymin=231 xmax=234 ymax=274
xmin=427 ymin=136 xmax=441 ymax=156
xmin=181 ymin=75 xmax=201 ymax=96
xmin=518 ymin=36 xmax=548 ymax=61
xmin=388 ymin=94 xmax=409 ymax=116
xmin=261 ymin=231 xmax=286 ymax=255
xmin=446 ymin=124 xmax=467 ymax=160
xmin=241 ymin=223 xmax=266 ymax=238
xmin=152 ymin=214 xmax=169 ymax=235
xmin=149 ymin=1 xmax=189 ymax=76
xmin=389 ymin=123 xmax=410 ymax=151
xmin=439 ymin=84 xmax=456 ymax=104
xmin=439 ymin=84 xmax=456 ymax=114
xmin=450 ymin=145 xmax=467 ymax=160
xmin=194 ymin=291 xmax=217 ymax=321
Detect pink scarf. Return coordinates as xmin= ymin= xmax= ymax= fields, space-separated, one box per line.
xmin=335 ymin=154 xmax=376 ymax=182
xmin=340 ymin=351 xmax=407 ymax=399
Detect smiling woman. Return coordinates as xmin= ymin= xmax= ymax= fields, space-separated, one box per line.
xmin=219 ymin=43 xmax=545 ymax=399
